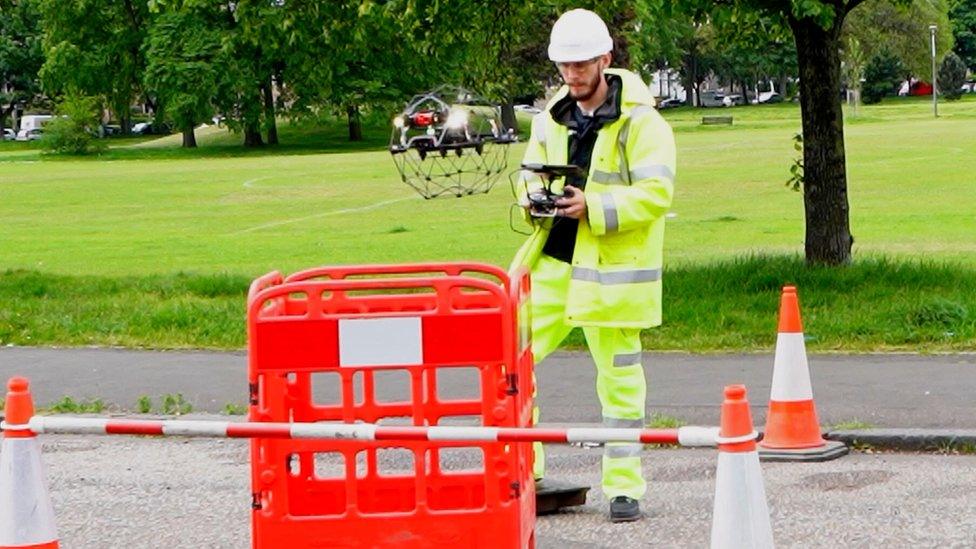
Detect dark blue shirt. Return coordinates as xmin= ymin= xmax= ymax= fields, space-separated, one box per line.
xmin=542 ymin=75 xmax=623 ymax=263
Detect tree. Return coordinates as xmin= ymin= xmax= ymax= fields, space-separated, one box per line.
xmin=939 ymin=51 xmax=968 ymax=98
xmin=271 ymin=1 xmax=440 ymax=141
xmin=675 ymin=0 xmax=911 ymax=265
xmin=41 ymin=94 xmax=103 ymax=154
xmin=676 ymin=14 xmax=720 ymax=106
xmin=862 ymin=49 xmax=904 ymax=103
xmin=843 ymin=36 xmax=867 ymax=114
xmin=38 ymin=0 xmax=149 ymax=133
xmin=844 ymin=0 xmax=953 ymax=83
xmin=0 ymin=0 xmax=44 ymax=132
xmin=708 ymin=12 xmax=798 ymax=100
xmin=949 ymin=0 xmax=976 ymax=70
xmin=144 ymin=9 xmax=222 ymax=148
xmin=400 ymin=2 xmax=671 ymax=132
xmin=214 ymin=0 xmax=288 ymax=147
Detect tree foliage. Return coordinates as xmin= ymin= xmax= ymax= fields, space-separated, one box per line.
xmin=213 ymin=0 xmax=286 ymax=146
xmin=0 ymin=0 xmax=44 ymax=129
xmin=843 ymin=36 xmax=867 ymax=113
xmin=38 ymin=0 xmax=149 ymax=132
xmin=844 ymin=0 xmax=953 ymax=80
xmin=41 ymin=93 xmax=103 ymax=154
xmin=862 ymin=49 xmax=905 ymax=103
xmin=939 ymin=51 xmax=968 ymax=98
xmin=144 ymin=8 xmax=223 ymax=147
xmin=949 ymin=0 xmax=976 ymax=70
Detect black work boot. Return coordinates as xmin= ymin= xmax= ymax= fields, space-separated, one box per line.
xmin=609 ymin=496 xmax=641 ymax=523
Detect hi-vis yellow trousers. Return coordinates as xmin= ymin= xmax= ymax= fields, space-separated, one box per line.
xmin=531 ymin=254 xmax=647 ymax=500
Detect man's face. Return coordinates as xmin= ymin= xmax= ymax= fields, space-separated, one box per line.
xmin=556 ymin=53 xmax=610 ymax=102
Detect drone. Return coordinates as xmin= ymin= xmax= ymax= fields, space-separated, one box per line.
xmin=390 ymin=85 xmax=517 ymax=199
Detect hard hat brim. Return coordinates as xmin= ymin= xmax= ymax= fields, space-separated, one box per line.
xmin=548 ymin=41 xmax=612 ymax=63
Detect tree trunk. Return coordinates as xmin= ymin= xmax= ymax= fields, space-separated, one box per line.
xmin=0 ymin=105 xmax=12 ymax=133
xmin=182 ymin=127 xmax=197 ymax=148
xmin=790 ymin=16 xmax=853 ymax=265
xmin=779 ymin=75 xmax=791 ymax=99
xmin=500 ymin=102 xmax=517 ymax=135
xmin=262 ymin=77 xmax=278 ymax=146
xmin=347 ymin=104 xmax=362 ymax=142
xmin=244 ymin=121 xmax=264 ymax=147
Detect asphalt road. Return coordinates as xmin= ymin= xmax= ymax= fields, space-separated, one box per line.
xmin=40 ymin=434 xmax=976 ymax=548
xmin=2 ymin=347 xmax=974 ymax=429
xmin=6 ymin=347 xmax=976 ymax=547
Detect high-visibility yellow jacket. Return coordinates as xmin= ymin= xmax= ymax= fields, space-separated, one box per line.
xmin=511 ymin=68 xmax=676 ymax=328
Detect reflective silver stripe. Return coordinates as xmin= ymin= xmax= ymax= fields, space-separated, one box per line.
xmin=603 ymin=417 xmax=644 ymax=429
xmin=630 ymin=164 xmax=675 ymax=183
xmin=591 ymin=170 xmax=625 ymax=185
xmin=615 ymin=105 xmax=656 ymax=186
xmin=605 ymin=443 xmax=644 ymax=459
xmin=601 ymin=193 xmax=618 ymax=232
xmin=612 ymin=352 xmax=642 ymax=367
xmin=572 ymin=267 xmax=662 ymax=285
xmin=618 ymin=154 xmax=630 ymax=185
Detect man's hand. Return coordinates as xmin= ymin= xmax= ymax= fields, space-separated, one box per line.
xmin=555 ymin=186 xmax=587 ymax=219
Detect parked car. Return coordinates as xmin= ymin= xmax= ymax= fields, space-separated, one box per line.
xmin=513 ymin=104 xmax=542 ymax=114
xmin=16 ymin=114 xmax=53 ymax=140
xmin=699 ymin=90 xmax=727 ymax=108
xmin=132 ymin=122 xmax=152 ymax=135
xmin=722 ymin=94 xmax=745 ymax=107
xmin=656 ymin=98 xmax=684 ymax=109
xmin=752 ymin=92 xmax=783 ymax=104
xmin=2 ymin=128 xmax=15 ymax=141
xmin=101 ymin=124 xmax=122 ymax=137
xmin=21 ymin=128 xmax=44 ymax=141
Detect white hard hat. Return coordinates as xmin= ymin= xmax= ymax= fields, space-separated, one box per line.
xmin=548 ymin=9 xmax=613 ymax=63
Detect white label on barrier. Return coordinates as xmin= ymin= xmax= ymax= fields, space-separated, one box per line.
xmin=339 ymin=317 xmax=423 ymax=367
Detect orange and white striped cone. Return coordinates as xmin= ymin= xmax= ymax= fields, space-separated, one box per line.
xmin=710 ymin=385 xmax=773 ymax=549
xmin=0 ymin=377 xmax=60 ymax=549
xmin=758 ymin=286 xmax=847 ymax=462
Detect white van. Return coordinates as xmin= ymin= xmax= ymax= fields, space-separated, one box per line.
xmin=16 ymin=115 xmax=53 ymax=141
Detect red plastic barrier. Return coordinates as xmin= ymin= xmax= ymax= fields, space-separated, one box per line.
xmin=248 ymin=263 xmax=534 ymax=549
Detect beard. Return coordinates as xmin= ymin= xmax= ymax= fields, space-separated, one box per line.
xmin=567 ymin=71 xmax=603 ymax=102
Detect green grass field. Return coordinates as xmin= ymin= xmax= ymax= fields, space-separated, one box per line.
xmin=1 ymin=96 xmax=974 ymax=351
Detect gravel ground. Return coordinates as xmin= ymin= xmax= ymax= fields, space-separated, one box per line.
xmin=33 ymin=434 xmax=976 ymax=548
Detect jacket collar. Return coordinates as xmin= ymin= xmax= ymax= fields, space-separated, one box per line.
xmin=549 ymin=73 xmax=623 ymax=129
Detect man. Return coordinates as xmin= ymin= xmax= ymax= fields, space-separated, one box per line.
xmin=511 ymin=9 xmax=676 ymax=523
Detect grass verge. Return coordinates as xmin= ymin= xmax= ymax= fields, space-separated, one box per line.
xmin=1 ymin=255 xmax=972 ymax=352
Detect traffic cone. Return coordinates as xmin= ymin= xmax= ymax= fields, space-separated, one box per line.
xmin=0 ymin=377 xmax=60 ymax=549
xmin=710 ymin=385 xmax=773 ymax=549
xmin=758 ymin=286 xmax=847 ymax=462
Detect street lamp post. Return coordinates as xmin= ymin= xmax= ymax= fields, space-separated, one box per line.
xmin=930 ymin=24 xmax=938 ymax=118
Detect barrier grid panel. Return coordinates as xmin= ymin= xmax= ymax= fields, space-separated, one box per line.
xmin=247 ymin=263 xmax=535 ymax=549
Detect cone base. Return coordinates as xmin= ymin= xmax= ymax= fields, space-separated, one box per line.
xmin=758 ymin=439 xmax=848 ymax=462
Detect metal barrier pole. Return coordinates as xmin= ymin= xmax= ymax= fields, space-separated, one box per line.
xmin=22 ymin=416 xmax=724 ymax=448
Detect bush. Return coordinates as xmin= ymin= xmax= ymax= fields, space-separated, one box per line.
xmin=41 ymin=95 xmax=104 ymax=155
xmin=862 ymin=50 xmax=904 ymax=105
xmin=938 ymin=52 xmax=968 ymax=100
